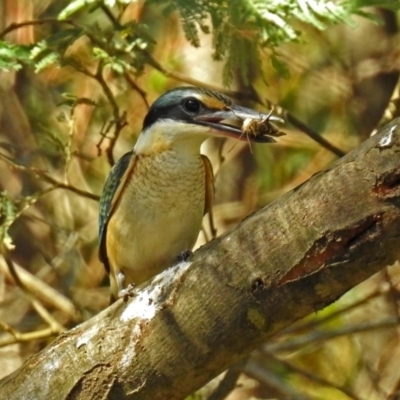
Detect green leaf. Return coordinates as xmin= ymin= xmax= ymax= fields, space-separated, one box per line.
xmin=0 ymin=191 xmax=18 ymax=249
xmin=0 ymin=41 xmax=32 ymax=71
xmin=270 ymin=53 xmax=291 ymax=79
xmin=59 ymin=0 xmax=97 ymax=20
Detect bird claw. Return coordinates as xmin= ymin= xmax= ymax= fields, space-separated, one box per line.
xmin=118 ymin=283 xmax=136 ymax=301
xmin=177 ymin=249 xmax=193 ymax=262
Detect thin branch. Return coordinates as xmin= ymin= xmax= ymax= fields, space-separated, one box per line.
xmin=94 ymin=62 xmax=128 ymax=165
xmin=96 ymin=119 xmax=111 ymax=157
xmin=283 ymin=110 xmax=346 ymax=157
xmin=1 ymin=250 xmax=66 ymax=341
xmin=68 ymin=58 xmax=128 ymax=165
xmin=207 ymin=357 xmax=248 ymax=400
xmin=267 ymin=318 xmax=400 ymax=353
xmin=100 ymin=4 xmax=122 ymax=28
xmin=0 ymin=17 xmax=104 ymax=49
xmin=383 ymin=267 xmax=400 ymax=320
xmin=0 ymin=320 xmax=19 ymax=340
xmin=0 ymin=152 xmax=99 ymax=201
xmin=281 ymin=276 xmax=398 ymax=336
xmin=97 ymin=5 xmax=150 ymax=110
xmin=0 ymin=18 xmax=74 ymax=39
xmin=0 ymin=258 xmax=79 ymax=320
xmin=245 ymin=361 xmax=312 ymax=400
xmin=0 ymin=327 xmax=61 ymax=348
xmin=124 ymin=72 xmax=149 ymax=109
xmin=261 ymin=351 xmax=363 ymax=400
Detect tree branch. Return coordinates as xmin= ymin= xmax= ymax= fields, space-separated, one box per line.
xmin=1 ymin=119 xmax=400 ymax=399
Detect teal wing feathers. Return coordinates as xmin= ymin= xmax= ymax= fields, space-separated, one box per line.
xmin=98 ymin=151 xmax=134 ymax=269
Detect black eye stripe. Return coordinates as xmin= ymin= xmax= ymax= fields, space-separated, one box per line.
xmin=143 ymin=88 xmax=229 ymax=130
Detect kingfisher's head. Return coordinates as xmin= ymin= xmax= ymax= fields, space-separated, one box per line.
xmin=135 ymin=86 xmax=282 ymax=155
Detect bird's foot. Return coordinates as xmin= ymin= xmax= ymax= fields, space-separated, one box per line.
xmin=177 ymin=249 xmax=193 ymax=262
xmin=118 ymin=283 xmax=136 ymax=302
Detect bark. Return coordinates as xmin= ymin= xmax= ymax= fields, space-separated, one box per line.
xmin=1 ymin=119 xmax=400 ymax=400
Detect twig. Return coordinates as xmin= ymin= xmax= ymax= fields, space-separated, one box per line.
xmin=207 ymin=357 xmax=248 ymax=400
xmin=0 ymin=320 xmax=19 ymax=340
xmin=267 ymin=318 xmax=399 ymax=353
xmin=262 ymin=350 xmax=363 ymax=400
xmin=1 ymin=250 xmax=66 ymax=341
xmin=280 ymin=278 xmax=398 ymax=335
xmin=94 ymin=62 xmax=128 ymax=165
xmin=245 ymin=360 xmax=312 ymax=400
xmin=100 ymin=4 xmax=122 ymax=28
xmin=0 ymin=18 xmax=74 ymax=39
xmin=0 ymin=152 xmax=99 ymax=201
xmin=0 ymin=327 xmax=61 ymax=348
xmin=68 ymin=59 xmax=128 ymax=165
xmin=283 ymin=110 xmax=346 ymax=157
xmin=207 ymin=207 xmax=217 ymax=240
xmin=124 ymin=72 xmax=149 ymax=109
xmin=383 ymin=266 xmax=400 ymax=320
xmin=0 ymin=258 xmax=79 ymax=320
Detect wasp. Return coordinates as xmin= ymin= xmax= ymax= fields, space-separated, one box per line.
xmin=241 ymin=109 xmax=285 ymax=143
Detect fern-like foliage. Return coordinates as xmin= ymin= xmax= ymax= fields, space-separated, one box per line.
xmin=0 ymin=27 xmax=85 ymax=73
xmin=146 ymin=0 xmax=400 ymax=84
xmin=102 ymin=20 xmax=156 ymax=75
xmin=0 ymin=41 xmax=33 ymax=71
xmin=1 ymin=0 xmax=399 ymax=85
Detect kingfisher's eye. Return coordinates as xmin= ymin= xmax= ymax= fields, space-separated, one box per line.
xmin=183 ymin=98 xmax=201 ymax=113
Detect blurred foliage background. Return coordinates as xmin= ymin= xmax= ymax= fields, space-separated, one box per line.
xmin=0 ymin=0 xmax=400 ymax=399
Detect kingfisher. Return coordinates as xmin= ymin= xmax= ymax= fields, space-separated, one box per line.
xmin=99 ymin=86 xmax=282 ymax=301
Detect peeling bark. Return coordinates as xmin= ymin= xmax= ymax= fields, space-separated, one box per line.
xmin=1 ymin=119 xmax=400 ymax=400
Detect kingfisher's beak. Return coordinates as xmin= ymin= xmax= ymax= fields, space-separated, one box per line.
xmin=194 ymin=104 xmax=284 ymax=143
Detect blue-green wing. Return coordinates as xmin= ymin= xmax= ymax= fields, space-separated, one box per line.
xmin=98 ymin=151 xmax=135 ymax=266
